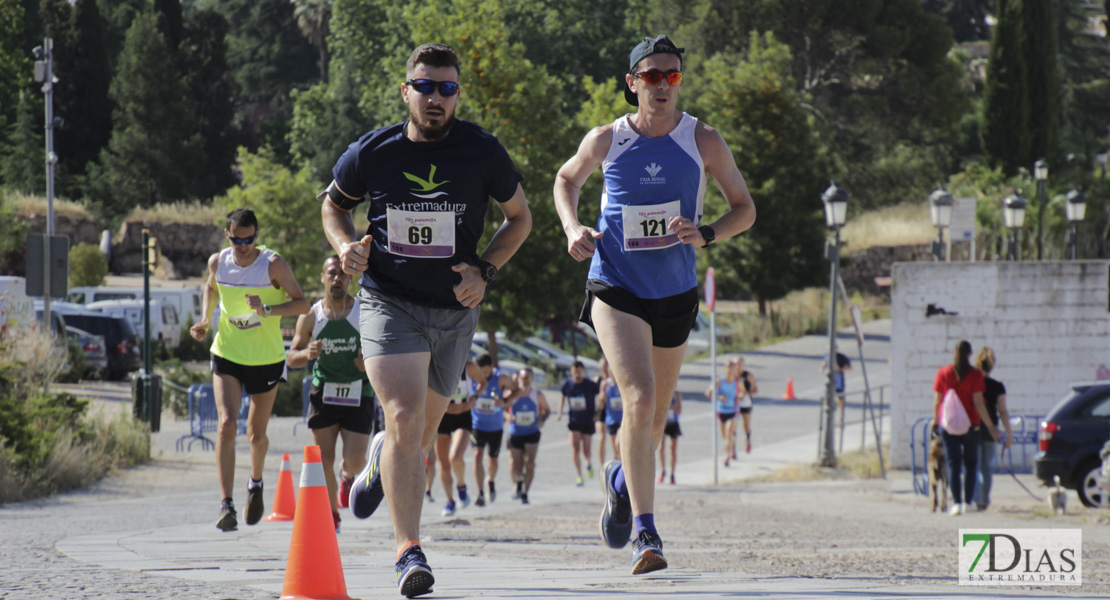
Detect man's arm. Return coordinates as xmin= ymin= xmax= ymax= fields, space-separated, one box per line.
xmin=680 ymin=123 xmax=756 ymax=246
xmin=452 ymin=184 xmax=533 ymax=309
xmin=554 ymin=125 xmax=611 ymax=261
xmin=190 ymin=253 xmax=220 ymax=341
xmin=321 ymin=182 xmax=373 ymax=277
xmin=286 ymin=311 xmax=319 ymax=369
xmin=253 ymin=256 xmax=309 ymax=317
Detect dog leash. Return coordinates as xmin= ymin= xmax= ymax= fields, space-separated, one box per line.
xmin=1003 ymin=446 xmax=1044 ymax=503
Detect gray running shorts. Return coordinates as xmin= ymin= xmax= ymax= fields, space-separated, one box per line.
xmin=357 ymin=287 xmax=479 ymax=398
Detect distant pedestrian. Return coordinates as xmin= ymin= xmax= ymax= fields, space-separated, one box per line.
xmin=736 ymin=357 xmax=758 ymax=454
xmin=933 ymin=340 xmax=1001 ymax=516
xmin=598 ymin=369 xmax=624 ymax=462
xmin=972 ymin=347 xmax=1012 ymax=511
xmin=819 ymin=346 xmax=852 ymax=433
xmin=658 ymin=391 xmax=681 ymax=484
xmin=595 ymin=358 xmax=614 ymax=465
xmin=559 ymin=360 xmax=600 ymax=486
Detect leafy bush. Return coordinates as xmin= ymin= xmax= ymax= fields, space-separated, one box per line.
xmin=69 ymin=242 xmax=108 ymax=287
xmin=156 ymin=358 xmax=212 ymax=418
xmin=274 ymin=367 xmax=310 ymax=418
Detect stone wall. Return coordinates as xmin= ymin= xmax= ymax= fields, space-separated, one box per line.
xmin=840 ymin=243 xmax=975 ymax=296
xmin=888 ymin=261 xmax=1110 ymax=469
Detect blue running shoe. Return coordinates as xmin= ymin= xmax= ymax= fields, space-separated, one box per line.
xmin=350 ymin=431 xmax=386 ymax=519
xmin=630 ymin=530 xmax=668 ymax=575
xmin=441 ymin=499 xmax=456 ymax=517
xmin=395 ymin=544 xmax=435 ymax=598
xmin=599 ymin=460 xmax=633 ymax=549
xmin=457 ymin=484 xmax=470 ymax=508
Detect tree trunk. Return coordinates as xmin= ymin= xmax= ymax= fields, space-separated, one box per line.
xmin=758 ymin=294 xmax=767 ymax=316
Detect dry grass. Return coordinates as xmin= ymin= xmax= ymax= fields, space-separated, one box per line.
xmin=841 ymin=201 xmax=937 ymax=254
xmin=6 ymin=190 xmax=91 ymax=220
xmin=126 ymin=200 xmax=223 ymax=225
xmin=750 ymin=445 xmax=891 ymax=483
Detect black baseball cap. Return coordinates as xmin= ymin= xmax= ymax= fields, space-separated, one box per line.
xmin=625 ymin=35 xmax=685 ymax=106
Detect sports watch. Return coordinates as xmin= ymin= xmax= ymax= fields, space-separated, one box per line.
xmin=263 ymin=303 xmax=272 ymax=317
xmin=698 ymin=225 xmax=716 ymax=247
xmin=478 ymin=260 xmax=498 ymax=283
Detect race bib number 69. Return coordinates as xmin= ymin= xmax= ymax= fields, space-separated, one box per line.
xmin=387 ymin=208 xmax=455 ymax=258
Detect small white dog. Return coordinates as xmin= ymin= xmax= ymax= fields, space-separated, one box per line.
xmin=1049 ymin=475 xmax=1067 ymax=516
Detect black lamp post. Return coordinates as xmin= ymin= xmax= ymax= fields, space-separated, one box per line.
xmin=929 ymin=187 xmax=954 ymax=261
xmin=1003 ymin=192 xmax=1027 ymax=261
xmin=820 ymin=181 xmax=848 ymax=468
xmin=1034 ymin=159 xmax=1048 ymax=260
xmin=1065 ymin=188 xmax=1087 ymax=260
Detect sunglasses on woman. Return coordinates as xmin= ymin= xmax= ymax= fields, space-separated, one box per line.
xmin=634 ymin=70 xmax=683 ymax=86
xmin=405 ymin=79 xmax=460 ymax=96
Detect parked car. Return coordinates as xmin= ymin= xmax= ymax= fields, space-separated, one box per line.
xmin=66 ymin=285 xmax=203 ymax=324
xmin=87 ymin=298 xmax=182 ymax=350
xmin=66 ymin=325 xmax=108 ymax=379
xmin=40 ymin=303 xmax=142 ymax=380
xmin=1035 ymin=381 xmax=1110 ymax=507
xmin=523 ymin=336 xmax=602 ymax=380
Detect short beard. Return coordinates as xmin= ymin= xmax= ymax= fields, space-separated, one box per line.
xmin=328 ymin=286 xmax=345 ymax=302
xmin=409 ymin=108 xmax=456 ymax=142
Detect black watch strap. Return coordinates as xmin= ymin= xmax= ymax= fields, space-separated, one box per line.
xmin=698 ymin=225 xmax=716 ymax=246
xmin=478 ymin=260 xmax=498 ymax=283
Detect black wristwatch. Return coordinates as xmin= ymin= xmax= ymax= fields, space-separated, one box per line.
xmin=698 ymin=225 xmax=716 ymax=247
xmin=477 ymin=260 xmax=498 ymax=283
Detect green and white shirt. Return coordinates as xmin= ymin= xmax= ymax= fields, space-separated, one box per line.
xmin=310 ymin=299 xmax=372 ymax=399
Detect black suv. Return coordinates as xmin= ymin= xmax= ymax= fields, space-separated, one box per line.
xmin=48 ymin=304 xmax=141 ymax=380
xmin=1034 ymin=382 xmax=1110 ymax=507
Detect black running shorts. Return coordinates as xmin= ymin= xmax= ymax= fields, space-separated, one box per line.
xmin=211 ymin=354 xmax=287 ymax=395
xmin=306 ymin=383 xmax=375 ymax=435
xmin=437 ymin=409 xmax=473 ymax=435
xmin=470 ymin=428 xmax=503 ymax=458
xmin=579 ymin=280 xmax=698 ymax=349
xmin=508 ymin=431 xmax=541 ymax=450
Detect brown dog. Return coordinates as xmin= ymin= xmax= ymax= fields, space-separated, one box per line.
xmin=929 ymin=426 xmax=948 ymax=513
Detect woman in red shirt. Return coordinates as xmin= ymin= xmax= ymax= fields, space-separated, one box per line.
xmin=932 ymin=340 xmax=1000 ymax=515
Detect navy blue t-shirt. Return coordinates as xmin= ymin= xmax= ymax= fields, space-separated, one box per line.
xmin=561 ymin=378 xmax=599 ymax=426
xmin=331 ymin=119 xmax=522 ymax=309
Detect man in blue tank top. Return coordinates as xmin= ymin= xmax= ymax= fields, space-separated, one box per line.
xmin=553 ymin=34 xmax=756 ymax=576
xmin=470 ymin=353 xmax=519 ymax=506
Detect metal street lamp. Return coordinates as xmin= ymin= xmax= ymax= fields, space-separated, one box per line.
xmin=1065 ymin=188 xmax=1087 ymax=260
xmin=1003 ymin=191 xmax=1027 ymax=261
xmin=1034 ymin=158 xmax=1048 ymax=260
xmin=929 ymin=187 xmax=954 ymax=261
xmin=820 ymin=181 xmax=849 ymax=468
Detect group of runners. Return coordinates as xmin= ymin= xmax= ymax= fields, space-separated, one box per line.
xmin=189 ymin=34 xmax=755 ymax=598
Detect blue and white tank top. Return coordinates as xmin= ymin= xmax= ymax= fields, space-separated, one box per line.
xmin=716 ymin=378 xmax=739 ymax=414
xmin=586 ymin=113 xmax=706 ymax=299
xmin=604 ymin=379 xmax=623 ymax=426
xmin=471 ymin=367 xmax=505 ymax=432
xmin=666 ymin=393 xmax=679 ymax=424
xmin=509 ymin=394 xmax=540 ymax=437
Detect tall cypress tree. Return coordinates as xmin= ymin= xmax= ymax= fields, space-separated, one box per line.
xmin=1022 ymin=0 xmax=1059 ymax=166
xmin=982 ymin=0 xmax=1030 ymax=174
xmin=54 ymin=0 xmax=111 ymax=181
xmin=88 ymin=12 xmax=201 ymax=223
xmin=0 ymin=90 xmax=44 ymax=193
xmin=180 ymin=7 xmax=237 ymax=198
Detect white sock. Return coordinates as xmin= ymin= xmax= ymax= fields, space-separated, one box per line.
xmin=248 ymin=477 xmax=262 ymax=490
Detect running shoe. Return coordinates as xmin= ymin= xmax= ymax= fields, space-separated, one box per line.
xmin=396 ymin=544 xmax=435 ymax=598
xmin=488 ymin=481 xmax=496 ymax=503
xmin=245 ymin=481 xmax=264 ymax=525
xmin=630 ymin=530 xmax=668 ymax=574
xmin=216 ymin=499 xmax=237 ymax=532
xmin=339 ymin=476 xmax=353 ymax=509
xmin=332 ymin=510 xmax=341 ymax=533
xmin=724 ymin=457 xmax=730 ymax=468
xmin=520 ymin=492 xmax=529 ymax=505
xmin=599 ymin=460 xmax=633 ymax=549
xmin=669 ymin=474 xmax=675 ymax=485
xmin=475 ymin=493 xmax=486 ymax=507
xmin=442 ymin=500 xmax=456 ymax=517
xmin=576 ymin=476 xmax=584 ymax=487
xmin=587 ymin=464 xmax=594 ymax=479
xmin=457 ymin=484 xmax=470 ymax=508
xmin=351 ymin=431 xmax=386 ymax=519
xmin=425 ymin=490 xmax=434 ymax=503
xmin=658 ymin=471 xmax=665 ymax=484
xmin=746 ymin=438 xmax=752 ymax=454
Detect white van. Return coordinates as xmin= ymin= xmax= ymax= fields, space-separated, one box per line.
xmin=67 ymin=286 xmax=203 ymax=324
xmin=87 ymin=299 xmax=182 ymax=350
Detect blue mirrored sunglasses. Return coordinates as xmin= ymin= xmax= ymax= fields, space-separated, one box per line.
xmin=405 ymin=79 xmax=460 ymax=96
xmin=228 ymin=234 xmax=256 ymax=245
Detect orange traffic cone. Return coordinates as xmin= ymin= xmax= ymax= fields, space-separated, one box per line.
xmin=265 ymin=453 xmax=296 ymax=522
xmin=782 ymin=376 xmax=796 ymax=401
xmin=280 ymin=445 xmax=356 ymax=600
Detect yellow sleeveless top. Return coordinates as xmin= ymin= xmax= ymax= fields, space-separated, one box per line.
xmin=211 ymin=246 xmax=288 ymax=365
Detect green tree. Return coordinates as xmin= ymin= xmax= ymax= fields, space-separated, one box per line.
xmin=0 ymin=0 xmax=30 ymax=144
xmin=922 ymin=0 xmax=993 ymax=42
xmin=291 ymin=0 xmax=332 ymax=82
xmin=68 ymin=242 xmax=107 ymax=286
xmin=0 ymin=90 xmax=43 ymax=193
xmin=288 ymin=75 xmax=366 ymax=184
xmin=179 ymin=7 xmax=237 ymax=199
xmin=1056 ymin=0 xmax=1110 ymax=172
xmin=151 ymin=0 xmax=182 ymax=54
xmin=217 ymin=147 xmax=328 ymax=291
xmin=1021 ymin=0 xmax=1059 ymax=167
xmin=87 ymin=13 xmax=202 ymax=223
xmin=54 ymin=0 xmax=112 ymax=183
xmin=693 ymin=33 xmax=827 ymax=312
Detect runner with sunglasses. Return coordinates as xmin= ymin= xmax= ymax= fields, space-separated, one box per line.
xmin=321 ymin=43 xmax=532 ymax=598
xmin=554 ymin=34 xmax=756 ymax=575
xmin=191 ymin=207 xmax=310 ymax=532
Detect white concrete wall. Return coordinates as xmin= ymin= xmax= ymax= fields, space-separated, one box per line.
xmin=890 ymin=261 xmax=1110 ymax=468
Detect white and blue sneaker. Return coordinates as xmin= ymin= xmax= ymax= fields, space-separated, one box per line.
xmin=630 ymin=530 xmax=668 ymax=574
xmin=599 ymin=460 xmax=633 ymax=549
xmin=457 ymin=484 xmax=470 ymax=508
xmin=442 ymin=500 xmax=456 ymax=517
xmin=395 ymin=544 xmax=435 ymax=598
xmin=350 ymin=431 xmax=386 ymax=519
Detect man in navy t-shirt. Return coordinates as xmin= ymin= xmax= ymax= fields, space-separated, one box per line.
xmin=321 ymin=43 xmax=532 ymax=598
xmin=558 ymin=360 xmax=601 ymax=486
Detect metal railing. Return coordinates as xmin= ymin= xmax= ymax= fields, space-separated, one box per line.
xmin=910 ymin=414 xmax=1043 ymax=496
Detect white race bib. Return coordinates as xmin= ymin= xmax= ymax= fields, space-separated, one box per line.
xmin=568 ymin=396 xmax=586 ymax=411
xmin=228 ymin=312 xmax=261 ymax=330
xmin=622 ymin=200 xmax=682 ymax=251
xmin=515 ymin=411 xmax=537 ymax=427
xmin=386 ymin=208 xmax=455 ymax=258
xmin=323 ymin=380 xmax=362 ymax=406
xmin=610 ymin=396 xmax=623 ymax=411
xmin=475 ymin=397 xmax=497 ymax=414
xmin=667 ymin=408 xmax=676 ymax=421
